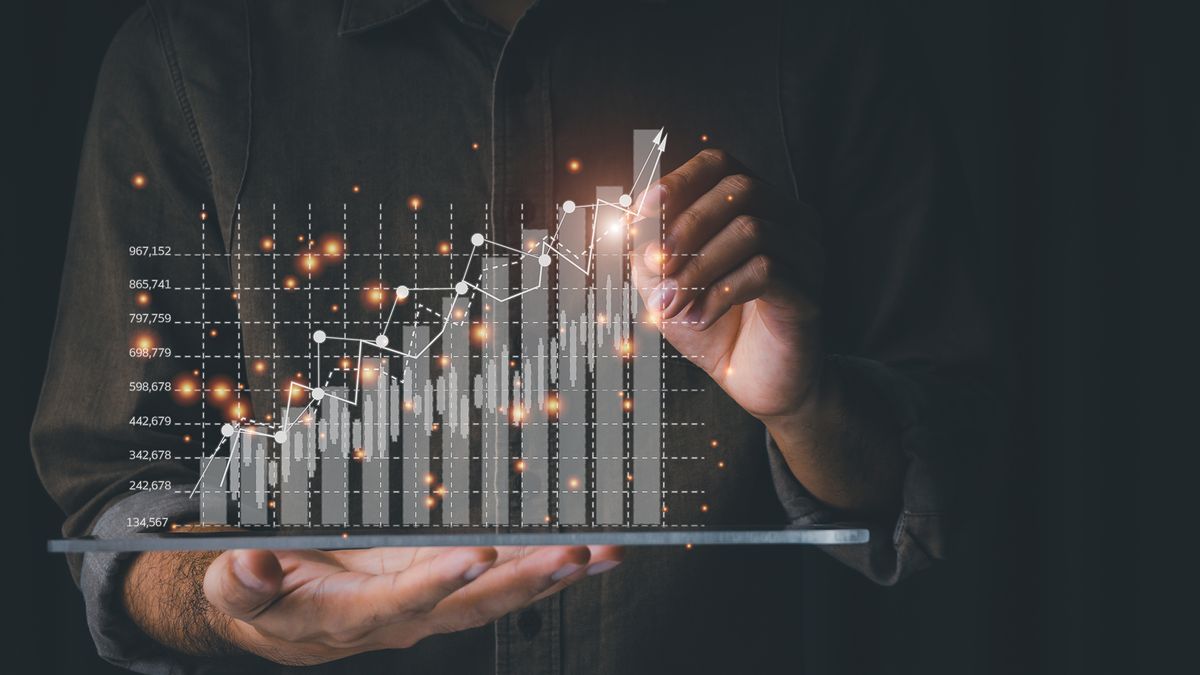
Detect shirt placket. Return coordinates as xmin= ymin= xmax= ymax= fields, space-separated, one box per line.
xmin=489 ymin=4 xmax=562 ymax=675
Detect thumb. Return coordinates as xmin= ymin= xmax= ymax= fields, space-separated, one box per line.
xmin=203 ymin=549 xmax=284 ymax=622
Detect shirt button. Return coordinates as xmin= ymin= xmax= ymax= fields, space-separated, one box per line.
xmin=517 ymin=608 xmax=542 ymax=639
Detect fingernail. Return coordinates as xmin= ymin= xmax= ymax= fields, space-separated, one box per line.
xmin=640 ymin=184 xmax=665 ymax=212
xmin=586 ymin=560 xmax=621 ymax=576
xmin=551 ymin=563 xmax=584 ymax=581
xmin=463 ymin=561 xmax=492 ymax=581
xmin=232 ymin=553 xmax=268 ymax=592
xmin=644 ymin=242 xmax=670 ymax=269
xmin=648 ymin=279 xmax=677 ymax=311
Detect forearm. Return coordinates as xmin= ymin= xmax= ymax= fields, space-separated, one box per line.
xmin=761 ymin=355 xmax=907 ymax=515
xmin=122 ymin=551 xmax=238 ymax=658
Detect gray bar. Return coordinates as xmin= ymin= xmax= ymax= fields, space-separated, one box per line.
xmin=362 ymin=357 xmax=388 ymax=525
xmin=481 ymin=258 xmax=509 ymax=524
xmin=320 ymin=388 xmax=348 ymax=525
xmin=556 ymin=205 xmax=588 ymax=524
xmin=631 ymin=129 xmax=664 ymax=525
xmin=594 ymin=187 xmax=626 ymax=525
xmin=199 ymin=448 xmax=228 ymax=525
xmin=403 ymin=326 xmax=431 ymax=525
xmin=280 ymin=421 xmax=309 ymax=525
xmin=520 ymin=228 xmax=549 ymax=525
xmin=442 ymin=297 xmax=470 ymax=525
xmin=239 ymin=434 xmax=267 ymax=525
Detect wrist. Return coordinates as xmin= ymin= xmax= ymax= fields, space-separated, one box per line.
xmin=123 ymin=551 xmax=242 ymax=657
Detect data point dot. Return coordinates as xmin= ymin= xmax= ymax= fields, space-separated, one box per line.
xmin=312 ymin=329 xmax=326 ymax=343
xmin=312 ymin=387 xmax=325 ymax=401
xmin=471 ymin=233 xmax=485 ymax=246
xmin=619 ymin=194 xmax=632 ymax=207
xmin=274 ymin=431 xmax=288 ymax=443
xmin=220 ymin=423 xmax=234 ymax=437
xmin=538 ymin=254 xmax=552 ymax=267
xmin=563 ymin=200 xmax=576 ymax=214
xmin=396 ymin=285 xmax=410 ymax=300
xmin=375 ymin=334 xmax=389 ymax=348
xmin=455 ymin=281 xmax=469 ymax=295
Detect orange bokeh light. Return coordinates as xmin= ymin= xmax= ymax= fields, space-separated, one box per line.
xmin=565 ymin=158 xmax=582 ymax=174
xmin=171 ymin=374 xmax=199 ymax=405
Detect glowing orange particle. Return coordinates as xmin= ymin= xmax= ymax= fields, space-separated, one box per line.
xmin=321 ymin=236 xmax=343 ymax=258
xmin=701 ymin=504 xmax=709 ymax=512
xmin=130 ymin=172 xmax=147 ymax=189
xmin=700 ymin=134 xmax=710 ymax=143
xmin=425 ymin=496 xmax=436 ymax=508
xmin=182 ymin=435 xmax=191 ymax=443
xmin=199 ymin=211 xmax=208 ymax=221
xmin=718 ymin=460 xmax=726 ymax=469
xmin=438 ymin=241 xmax=451 ymax=254
xmin=471 ymin=142 xmax=480 ymax=151
xmin=362 ymin=283 xmax=387 ymax=307
xmin=515 ymin=460 xmax=526 ymax=472
xmin=208 ymin=328 xmax=218 ymax=337
xmin=331 ymin=304 xmax=340 ymax=312
xmin=424 ymin=473 xmax=435 ymax=485
xmin=260 ymin=237 xmax=274 ymax=251
xmin=209 ymin=376 xmax=234 ymax=402
xmin=710 ymin=439 xmax=719 ymax=448
xmin=565 ymin=158 xmax=582 ymax=174
xmin=567 ymin=476 xmax=580 ymax=489
xmin=408 ymin=194 xmax=423 ymax=211
xmin=351 ymin=184 xmax=362 ymax=193
xmin=253 ymin=360 xmax=267 ymax=374
xmin=171 ymin=374 xmax=199 ymax=405
xmin=297 ymin=252 xmax=321 ymax=275
xmin=135 ymin=292 xmax=151 ymax=306
xmin=282 ymin=276 xmax=299 ymax=289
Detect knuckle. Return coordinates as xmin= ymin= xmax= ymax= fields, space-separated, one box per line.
xmin=671 ymin=209 xmax=701 ymax=237
xmin=698 ymin=147 xmax=729 ymax=168
xmin=751 ymin=254 xmax=774 ymax=281
xmin=731 ymin=215 xmax=763 ymax=241
xmin=722 ymin=173 xmax=753 ymax=193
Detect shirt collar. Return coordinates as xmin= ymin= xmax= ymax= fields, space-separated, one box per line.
xmin=338 ymin=0 xmax=435 ymax=36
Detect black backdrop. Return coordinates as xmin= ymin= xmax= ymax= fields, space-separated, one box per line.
xmin=15 ymin=2 xmax=1195 ymax=673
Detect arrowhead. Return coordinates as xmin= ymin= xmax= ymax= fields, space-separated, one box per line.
xmin=658 ymin=132 xmax=668 ymax=152
xmin=651 ymin=128 xmax=663 ymax=145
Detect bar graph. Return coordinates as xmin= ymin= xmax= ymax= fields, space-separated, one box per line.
xmin=194 ymin=129 xmax=675 ymax=529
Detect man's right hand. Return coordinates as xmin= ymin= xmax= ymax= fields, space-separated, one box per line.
xmin=123 ymin=545 xmax=622 ymax=665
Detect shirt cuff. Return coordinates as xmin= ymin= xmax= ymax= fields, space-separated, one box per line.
xmin=80 ymin=491 xmax=227 ymax=674
xmin=766 ymin=355 xmax=950 ymax=586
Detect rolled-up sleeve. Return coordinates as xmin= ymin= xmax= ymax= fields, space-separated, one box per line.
xmin=81 ymin=493 xmax=200 ymax=673
xmin=775 ymin=1 xmax=997 ymax=584
xmin=766 ymin=355 xmax=987 ymax=585
xmin=30 ymin=5 xmax=234 ymax=671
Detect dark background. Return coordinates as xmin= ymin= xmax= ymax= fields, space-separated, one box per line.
xmin=15 ymin=1 xmax=1195 ymax=673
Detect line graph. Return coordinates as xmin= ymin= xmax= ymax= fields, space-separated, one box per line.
xmin=186 ymin=129 xmax=683 ymax=528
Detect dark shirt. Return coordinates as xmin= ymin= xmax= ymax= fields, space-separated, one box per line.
xmin=31 ymin=0 xmax=993 ymax=672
